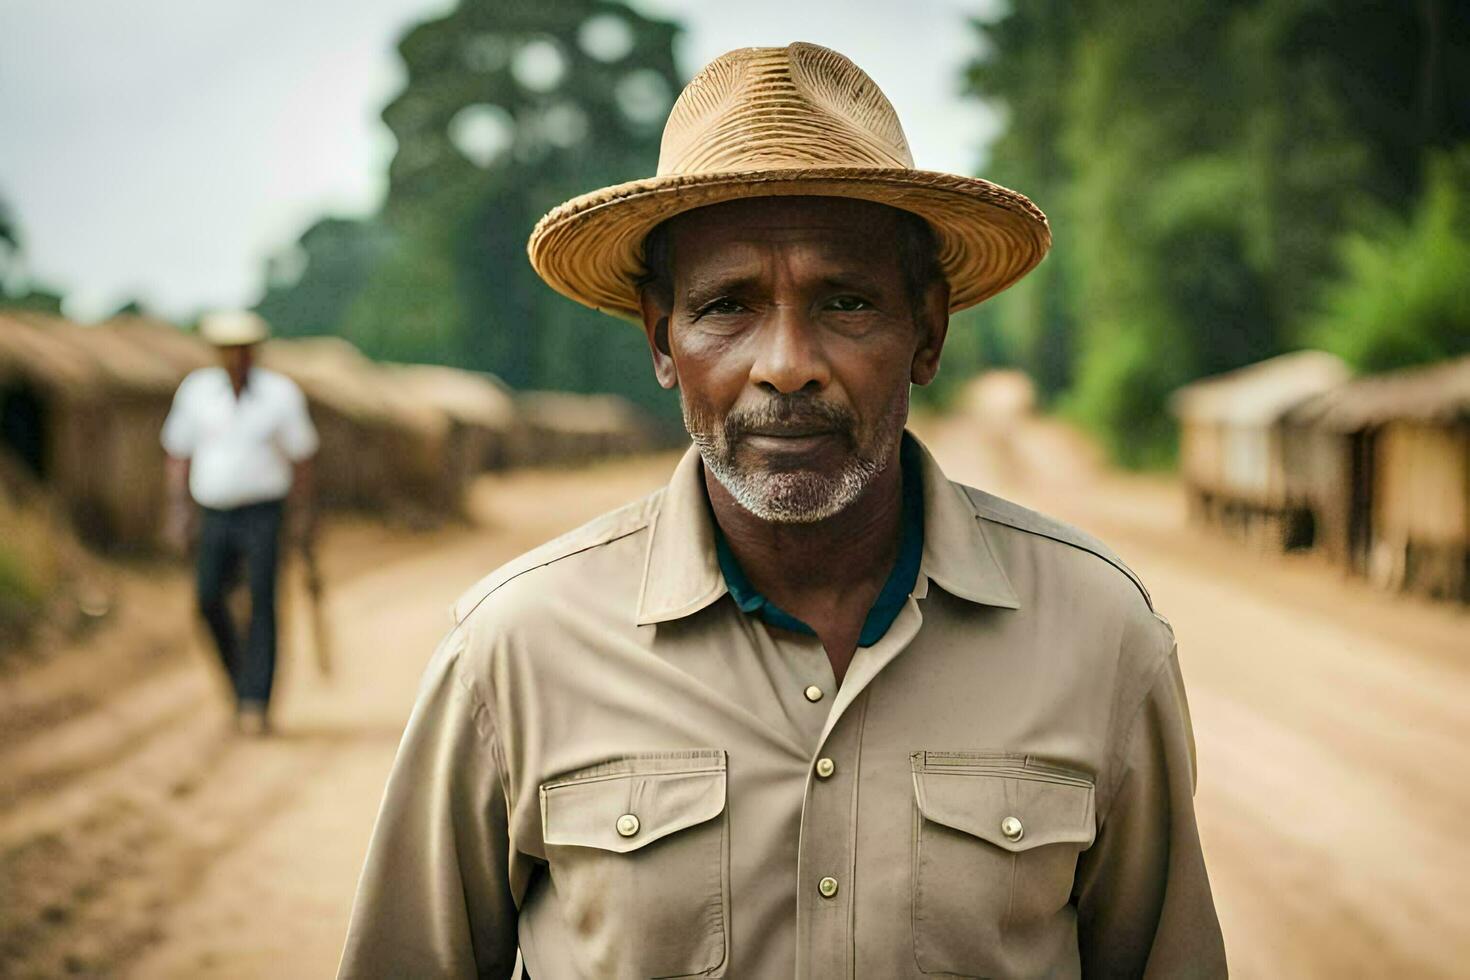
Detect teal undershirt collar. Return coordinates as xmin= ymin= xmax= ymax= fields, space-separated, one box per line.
xmin=713 ymin=436 xmax=925 ymax=648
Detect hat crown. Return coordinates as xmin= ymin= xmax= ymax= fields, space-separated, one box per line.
xmin=199 ymin=310 xmax=270 ymax=346
xmin=658 ymin=43 xmax=914 ymax=177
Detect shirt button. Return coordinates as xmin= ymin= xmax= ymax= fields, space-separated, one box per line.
xmin=815 ymin=757 xmax=835 ymax=779
xmin=1000 ymin=816 xmax=1024 ymax=842
xmin=803 ymin=684 xmax=824 ymax=703
xmin=817 ymin=876 xmax=839 ymax=898
xmin=615 ymin=813 xmax=640 ymax=838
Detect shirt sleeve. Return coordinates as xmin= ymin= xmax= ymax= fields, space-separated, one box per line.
xmin=160 ymin=377 xmax=197 ymax=458
xmin=338 ymin=627 xmax=518 ymax=979
xmin=1074 ymin=647 xmax=1228 ymax=978
xmin=277 ymin=380 xmax=320 ymax=461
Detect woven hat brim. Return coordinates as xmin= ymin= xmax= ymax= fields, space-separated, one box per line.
xmin=528 ymin=167 xmax=1051 ymax=323
xmin=200 ymin=323 xmax=269 ymax=346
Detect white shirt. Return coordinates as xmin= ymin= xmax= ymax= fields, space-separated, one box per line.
xmin=161 ymin=366 xmax=319 ymax=509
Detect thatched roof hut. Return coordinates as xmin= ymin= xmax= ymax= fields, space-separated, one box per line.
xmin=388 ymin=364 xmax=522 ymax=474
xmin=1 ymin=313 xmax=670 ymax=550
xmin=1284 ymin=356 xmax=1470 ymax=600
xmin=0 ymin=317 xmax=465 ymax=547
xmin=1171 ymin=350 xmax=1350 ymax=503
xmin=0 ymin=312 xmax=182 ymax=394
xmin=101 ymin=314 xmax=215 ymax=375
xmin=1169 ymin=352 xmax=1351 ymax=551
xmin=0 ymin=313 xmax=187 ymax=547
xmin=1286 ymin=356 xmax=1470 ymax=432
xmin=255 ymin=337 xmax=462 ymax=518
xmin=514 ymin=391 xmax=659 ymax=467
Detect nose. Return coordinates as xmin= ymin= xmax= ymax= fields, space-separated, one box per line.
xmin=749 ymin=307 xmax=830 ymax=395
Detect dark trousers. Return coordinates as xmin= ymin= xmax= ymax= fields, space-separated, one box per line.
xmin=196 ymin=499 xmax=284 ymax=707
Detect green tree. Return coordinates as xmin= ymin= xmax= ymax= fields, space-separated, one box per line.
xmin=0 ymin=195 xmax=63 ymax=314
xmin=257 ymin=217 xmax=398 ymax=339
xmin=1308 ymin=151 xmax=1470 ymax=373
xmin=261 ymin=0 xmax=683 ymax=417
xmin=963 ymin=0 xmax=1470 ymax=465
xmin=0 ymin=201 xmax=15 ymax=252
xmin=960 ymin=0 xmax=1079 ymax=404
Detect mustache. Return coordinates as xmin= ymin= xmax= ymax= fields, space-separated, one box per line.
xmin=723 ymin=394 xmax=856 ymax=442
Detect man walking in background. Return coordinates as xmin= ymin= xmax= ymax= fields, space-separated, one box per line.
xmin=161 ymin=311 xmax=319 ymax=736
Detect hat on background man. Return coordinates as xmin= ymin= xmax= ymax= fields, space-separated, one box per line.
xmin=527 ymin=42 xmax=1051 ymax=323
xmin=199 ymin=310 xmax=270 ymax=347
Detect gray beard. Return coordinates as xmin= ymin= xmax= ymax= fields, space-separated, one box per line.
xmin=682 ymin=390 xmax=908 ymax=524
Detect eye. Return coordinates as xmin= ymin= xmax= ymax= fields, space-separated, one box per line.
xmin=695 ymin=296 xmax=745 ymax=318
xmin=826 ymin=295 xmax=872 ymax=313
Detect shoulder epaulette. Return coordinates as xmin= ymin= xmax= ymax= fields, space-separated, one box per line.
xmin=961 ymin=485 xmax=1154 ymax=611
xmin=452 ymin=490 xmax=662 ymax=625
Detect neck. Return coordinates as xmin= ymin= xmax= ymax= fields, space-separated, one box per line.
xmin=704 ymin=444 xmax=905 ymax=604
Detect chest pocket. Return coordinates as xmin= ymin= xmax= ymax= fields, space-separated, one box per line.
xmin=540 ymin=750 xmax=728 ymax=979
xmin=911 ymin=751 xmax=1096 ymax=978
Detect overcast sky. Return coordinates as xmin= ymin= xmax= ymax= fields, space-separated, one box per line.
xmin=0 ymin=0 xmax=1003 ymax=321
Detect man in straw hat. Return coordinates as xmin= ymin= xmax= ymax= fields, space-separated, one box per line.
xmin=341 ymin=43 xmax=1224 ymax=978
xmin=161 ymin=311 xmax=319 ymax=736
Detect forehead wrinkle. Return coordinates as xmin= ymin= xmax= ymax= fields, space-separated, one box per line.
xmin=672 ymin=199 xmax=897 ymax=250
xmin=677 ymin=242 xmax=768 ymax=299
xmin=675 ymin=230 xmax=898 ymax=291
xmin=680 ymin=222 xmax=880 ymax=255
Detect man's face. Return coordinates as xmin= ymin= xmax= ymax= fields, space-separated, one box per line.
xmin=219 ymin=344 xmax=253 ymax=382
xmin=640 ymin=196 xmax=948 ymax=524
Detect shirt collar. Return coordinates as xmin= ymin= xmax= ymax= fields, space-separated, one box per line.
xmin=213 ymin=365 xmax=257 ymax=398
xmin=634 ymin=430 xmax=1019 ymax=627
xmin=635 ymin=446 xmax=727 ymax=625
xmin=910 ymin=434 xmax=1020 ymax=609
xmin=712 ymin=435 xmax=927 ymax=647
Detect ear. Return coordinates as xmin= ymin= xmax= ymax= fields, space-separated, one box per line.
xmin=910 ymin=278 xmax=951 ymax=386
xmin=639 ymin=288 xmax=678 ymax=390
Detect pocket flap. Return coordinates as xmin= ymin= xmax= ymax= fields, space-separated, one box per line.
xmin=541 ymin=750 xmax=727 ymax=854
xmin=912 ymin=753 xmax=1096 ymax=853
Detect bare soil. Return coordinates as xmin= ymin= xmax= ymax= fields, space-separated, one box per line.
xmin=2 ymin=393 xmax=1465 ymax=979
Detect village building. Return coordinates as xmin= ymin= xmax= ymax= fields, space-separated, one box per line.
xmin=0 ymin=314 xmax=660 ymax=551
xmin=1169 ymin=350 xmax=1352 ymax=551
xmin=0 ymin=313 xmax=183 ymax=548
xmin=1285 ymin=356 xmax=1470 ymax=602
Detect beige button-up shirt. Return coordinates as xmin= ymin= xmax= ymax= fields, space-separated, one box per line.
xmin=339 ymin=436 xmax=1226 ymax=979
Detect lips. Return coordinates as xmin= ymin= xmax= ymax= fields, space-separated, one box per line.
xmin=742 ymin=425 xmax=835 ymax=439
xmin=723 ymin=396 xmax=855 ymax=449
xmin=736 ymin=427 xmax=847 ymax=464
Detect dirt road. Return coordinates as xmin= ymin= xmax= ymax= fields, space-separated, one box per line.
xmin=0 ymin=461 xmax=678 ymax=979
xmin=3 ymin=394 xmax=1466 ymax=978
xmin=921 ymin=381 xmax=1470 ymax=979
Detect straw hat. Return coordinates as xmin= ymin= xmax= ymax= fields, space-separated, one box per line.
xmin=199 ymin=310 xmax=270 ymax=347
xmin=528 ymin=42 xmax=1050 ymax=323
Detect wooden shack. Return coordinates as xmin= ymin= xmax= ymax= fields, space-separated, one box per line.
xmin=1169 ymin=351 xmax=1351 ymax=550
xmin=1 ymin=312 xmax=676 ymax=550
xmin=0 ymin=313 xmax=182 ymax=549
xmin=1285 ymin=356 xmax=1470 ymax=601
xmin=1164 ymin=352 xmax=1346 ymax=552
xmin=256 ymin=337 xmax=462 ymax=520
xmin=388 ymin=363 xmax=522 ymax=477
xmin=102 ymin=314 xmax=214 ymax=375
xmin=513 ymin=391 xmax=660 ymax=467
xmin=0 ymin=316 xmax=488 ymax=547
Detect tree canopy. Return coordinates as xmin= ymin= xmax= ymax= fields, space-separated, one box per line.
xmin=258 ymin=0 xmax=682 ymax=416
xmin=0 ymin=194 xmax=62 ymax=314
xmin=962 ymin=0 xmax=1470 ymax=464
xmin=254 ymin=0 xmax=1470 ymax=460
